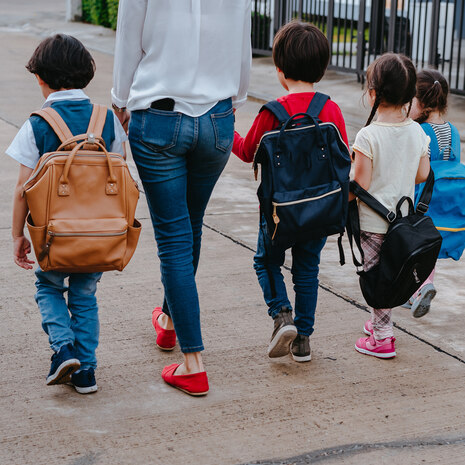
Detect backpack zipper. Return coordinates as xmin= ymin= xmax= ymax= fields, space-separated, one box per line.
xmin=38 ymin=229 xmax=128 ymax=261
xmin=253 ymin=122 xmax=347 ymax=168
xmin=271 ymin=187 xmax=342 ymax=240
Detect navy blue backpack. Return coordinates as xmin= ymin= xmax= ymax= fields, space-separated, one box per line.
xmin=253 ymin=93 xmax=351 ymax=250
xmin=416 ymin=122 xmax=465 ymax=260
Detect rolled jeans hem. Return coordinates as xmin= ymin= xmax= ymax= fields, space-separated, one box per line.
xmin=51 ymin=340 xmax=75 ymax=353
xmin=180 ymin=345 xmax=204 ymax=354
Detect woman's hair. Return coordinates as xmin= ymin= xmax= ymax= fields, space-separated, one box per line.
xmin=365 ymin=53 xmax=417 ymax=125
xmin=414 ymin=69 xmax=449 ymax=123
xmin=273 ymin=21 xmax=330 ymax=84
xmin=26 ymin=34 xmax=95 ymax=90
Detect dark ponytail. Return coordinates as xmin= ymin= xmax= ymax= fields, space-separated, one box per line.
xmin=415 ymin=69 xmax=448 ymax=123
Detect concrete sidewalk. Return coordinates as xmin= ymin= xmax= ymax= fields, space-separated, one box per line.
xmin=1 ymin=3 xmax=465 ymax=464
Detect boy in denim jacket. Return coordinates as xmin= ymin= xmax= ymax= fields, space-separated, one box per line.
xmin=233 ymin=22 xmax=349 ymax=362
xmin=6 ymin=34 xmax=127 ymax=393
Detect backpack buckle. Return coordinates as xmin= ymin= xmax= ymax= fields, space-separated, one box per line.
xmin=416 ymin=202 xmax=429 ymax=214
xmin=87 ymin=133 xmax=96 ymax=144
xmin=386 ymin=211 xmax=396 ymax=223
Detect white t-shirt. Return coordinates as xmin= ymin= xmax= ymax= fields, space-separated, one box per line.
xmin=6 ymin=89 xmax=128 ymax=169
xmin=353 ymin=119 xmax=430 ymax=234
xmin=111 ymin=0 xmax=252 ymax=116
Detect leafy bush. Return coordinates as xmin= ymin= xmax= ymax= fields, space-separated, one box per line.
xmin=82 ymin=0 xmax=118 ymax=30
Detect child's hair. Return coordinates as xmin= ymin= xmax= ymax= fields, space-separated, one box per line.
xmin=272 ymin=21 xmax=329 ymax=84
xmin=365 ymin=53 xmax=417 ymax=125
xmin=414 ymin=69 xmax=449 ymax=123
xmin=26 ymin=34 xmax=95 ymax=90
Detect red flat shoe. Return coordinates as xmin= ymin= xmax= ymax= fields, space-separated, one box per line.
xmin=152 ymin=307 xmax=176 ymax=350
xmin=161 ymin=363 xmax=209 ymax=396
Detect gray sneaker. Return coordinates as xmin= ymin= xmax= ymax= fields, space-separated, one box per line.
xmin=291 ymin=334 xmax=311 ymax=362
xmin=268 ymin=308 xmax=298 ymax=358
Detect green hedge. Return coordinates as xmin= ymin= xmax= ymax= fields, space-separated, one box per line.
xmin=82 ymin=0 xmax=119 ymax=30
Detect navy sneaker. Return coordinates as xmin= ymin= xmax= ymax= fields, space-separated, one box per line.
xmin=71 ymin=368 xmax=98 ymax=394
xmin=46 ymin=343 xmax=80 ymax=385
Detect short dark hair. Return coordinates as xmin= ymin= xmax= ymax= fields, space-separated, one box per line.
xmin=26 ymin=34 xmax=95 ymax=90
xmin=272 ymin=21 xmax=330 ymax=84
xmin=415 ymin=69 xmax=449 ymax=123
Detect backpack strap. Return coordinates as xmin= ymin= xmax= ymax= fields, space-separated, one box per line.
xmin=416 ymin=169 xmax=435 ymax=213
xmin=449 ymin=122 xmax=461 ymax=161
xmin=87 ymin=104 xmax=108 ymax=139
xmin=306 ymin=92 xmax=330 ymax=118
xmin=31 ymin=108 xmax=74 ymax=144
xmin=351 ymin=168 xmax=435 ymax=220
xmin=349 ymin=181 xmax=397 ymax=223
xmin=421 ymin=122 xmax=441 ymax=161
xmin=260 ymin=100 xmax=291 ymax=126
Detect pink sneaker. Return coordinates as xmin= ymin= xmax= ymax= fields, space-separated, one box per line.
xmin=363 ymin=320 xmax=373 ymax=336
xmin=355 ymin=335 xmax=396 ymax=358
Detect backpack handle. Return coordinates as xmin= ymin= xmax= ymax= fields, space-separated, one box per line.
xmin=277 ymin=113 xmax=326 ymax=152
xmin=58 ymin=138 xmax=118 ymax=197
xmin=395 ymin=196 xmax=415 ymax=217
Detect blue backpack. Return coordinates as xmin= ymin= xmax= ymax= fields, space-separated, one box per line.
xmin=416 ymin=122 xmax=465 ymax=260
xmin=253 ymin=93 xmax=351 ymax=249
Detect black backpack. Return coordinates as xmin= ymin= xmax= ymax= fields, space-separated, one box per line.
xmin=253 ymin=93 xmax=351 ymax=249
xmin=346 ymin=170 xmax=442 ymax=309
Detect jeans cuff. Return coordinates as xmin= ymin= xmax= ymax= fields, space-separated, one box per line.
xmin=180 ymin=344 xmax=204 ymax=354
xmin=51 ymin=340 xmax=74 ymax=353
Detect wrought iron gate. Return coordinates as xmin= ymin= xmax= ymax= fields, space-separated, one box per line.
xmin=251 ymin=0 xmax=465 ymax=95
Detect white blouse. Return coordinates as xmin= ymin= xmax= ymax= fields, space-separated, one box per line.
xmin=111 ymin=0 xmax=252 ymax=117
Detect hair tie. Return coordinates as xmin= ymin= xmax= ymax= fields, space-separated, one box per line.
xmin=433 ymin=80 xmax=440 ymax=85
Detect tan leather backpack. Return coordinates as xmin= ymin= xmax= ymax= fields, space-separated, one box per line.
xmin=23 ymin=104 xmax=141 ymax=273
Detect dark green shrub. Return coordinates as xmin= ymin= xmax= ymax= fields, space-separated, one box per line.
xmin=82 ymin=0 xmax=118 ymax=30
xmin=107 ymin=0 xmax=119 ymax=30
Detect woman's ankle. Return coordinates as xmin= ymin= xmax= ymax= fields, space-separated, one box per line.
xmin=176 ymin=352 xmax=204 ymax=375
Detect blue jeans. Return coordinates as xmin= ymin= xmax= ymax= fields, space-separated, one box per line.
xmin=129 ymin=99 xmax=234 ymax=353
xmin=254 ymin=215 xmax=326 ymax=337
xmin=35 ymin=268 xmax=102 ymax=370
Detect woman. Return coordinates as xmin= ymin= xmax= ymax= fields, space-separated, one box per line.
xmin=111 ymin=0 xmax=251 ymax=396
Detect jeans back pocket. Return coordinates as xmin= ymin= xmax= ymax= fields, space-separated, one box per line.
xmin=140 ymin=109 xmax=182 ymax=152
xmin=210 ymin=107 xmax=234 ymax=152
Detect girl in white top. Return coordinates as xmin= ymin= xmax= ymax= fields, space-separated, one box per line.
xmin=351 ymin=53 xmax=431 ymax=359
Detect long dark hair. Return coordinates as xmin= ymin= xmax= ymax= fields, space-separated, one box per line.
xmin=364 ymin=53 xmax=417 ymax=126
xmin=415 ymin=69 xmax=449 ymax=123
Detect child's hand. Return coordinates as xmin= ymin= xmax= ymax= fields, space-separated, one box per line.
xmin=13 ymin=236 xmax=34 ymax=270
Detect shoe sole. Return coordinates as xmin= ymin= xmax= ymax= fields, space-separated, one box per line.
xmin=163 ymin=380 xmax=208 ymax=397
xmin=73 ymin=384 xmax=98 ymax=395
xmin=354 ymin=344 xmax=396 ymax=359
xmin=46 ymin=359 xmax=81 ymax=385
xmin=291 ymin=353 xmax=311 ymax=362
xmin=363 ymin=327 xmax=372 ymax=336
xmin=156 ymin=343 xmax=176 ymax=351
xmin=268 ymin=325 xmax=298 ymax=358
xmin=411 ymin=286 xmax=436 ymax=318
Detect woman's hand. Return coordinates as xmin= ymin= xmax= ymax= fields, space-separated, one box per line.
xmin=113 ymin=108 xmax=131 ymax=134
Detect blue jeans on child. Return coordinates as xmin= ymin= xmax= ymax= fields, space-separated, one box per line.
xmin=35 ymin=268 xmax=102 ymax=370
xmin=128 ymin=98 xmax=234 ymax=353
xmin=254 ymin=215 xmax=326 ymax=337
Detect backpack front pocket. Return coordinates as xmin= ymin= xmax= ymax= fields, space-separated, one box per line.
xmin=43 ymin=218 xmax=129 ymax=272
xmin=271 ymin=181 xmax=343 ymax=240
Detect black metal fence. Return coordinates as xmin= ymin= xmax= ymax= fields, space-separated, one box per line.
xmin=251 ymin=0 xmax=465 ymax=95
